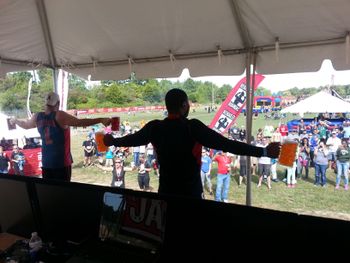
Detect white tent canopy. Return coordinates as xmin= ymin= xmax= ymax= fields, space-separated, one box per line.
xmin=1 ymin=0 xmax=350 ymax=80
xmin=281 ymin=91 xmax=350 ymax=114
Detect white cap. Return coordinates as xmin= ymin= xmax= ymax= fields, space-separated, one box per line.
xmin=45 ymin=92 xmax=60 ymax=106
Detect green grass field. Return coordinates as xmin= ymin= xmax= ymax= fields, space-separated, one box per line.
xmin=69 ymin=107 xmax=350 ymax=221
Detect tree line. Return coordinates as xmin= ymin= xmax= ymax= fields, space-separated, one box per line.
xmin=0 ymin=69 xmax=349 ymax=115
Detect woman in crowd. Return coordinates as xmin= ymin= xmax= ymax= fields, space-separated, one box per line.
xmin=335 ymin=138 xmax=350 ymax=190
xmin=313 ymin=139 xmax=329 ymax=187
xmin=297 ymin=137 xmax=310 ymax=179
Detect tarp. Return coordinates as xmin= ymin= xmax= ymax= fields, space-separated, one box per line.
xmin=0 ymin=0 xmax=350 ymax=79
xmin=281 ymin=91 xmax=350 ymax=114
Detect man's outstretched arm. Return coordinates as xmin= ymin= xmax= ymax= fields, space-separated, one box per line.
xmin=190 ymin=119 xmax=280 ymax=158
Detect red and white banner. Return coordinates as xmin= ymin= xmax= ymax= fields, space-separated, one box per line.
xmin=6 ymin=148 xmax=42 ymax=176
xmin=209 ymin=74 xmax=265 ymax=134
xmin=57 ymin=69 xmax=69 ymax=111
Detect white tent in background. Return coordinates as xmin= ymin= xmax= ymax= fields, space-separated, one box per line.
xmin=281 ymin=91 xmax=350 ymax=115
xmin=0 ymin=113 xmax=40 ymax=141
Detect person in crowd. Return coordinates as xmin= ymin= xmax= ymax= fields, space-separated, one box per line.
xmin=11 ymin=91 xmax=111 ymax=181
xmin=286 ymin=138 xmax=299 ymax=188
xmin=238 ymin=154 xmax=249 ymax=186
xmin=326 ymin=130 xmax=341 ymax=172
xmin=297 ymin=137 xmax=310 ymax=179
xmin=132 ymin=145 xmax=140 ymax=168
xmin=239 ymin=125 xmax=246 ymax=141
xmin=270 ymin=157 xmax=278 ymax=182
xmin=286 ymin=128 xmax=299 ymax=141
xmin=313 ymin=139 xmax=329 ymax=187
xmin=343 ymin=120 xmax=350 ymax=139
xmin=200 ymin=149 xmax=213 ymax=195
xmin=228 ymin=123 xmax=240 ymax=140
xmin=82 ymin=135 xmax=95 ymax=167
xmin=111 ymin=158 xmax=126 ymax=188
xmin=11 ymin=145 xmax=25 ymax=176
xmin=263 ymin=124 xmax=274 ymax=139
xmin=88 ymin=128 xmax=96 ymax=140
xmin=213 ymin=151 xmax=232 ymax=202
xmin=105 ymin=146 xmax=115 ymax=168
xmin=256 ymin=137 xmax=272 ymax=189
xmin=298 ymin=119 xmax=306 ymax=135
xmin=335 ymin=138 xmax=350 ymax=190
xmin=146 ymin=142 xmax=155 ymax=166
xmin=317 ymin=122 xmax=328 ymax=140
xmin=309 ymin=130 xmax=320 ymax=167
xmin=271 ymin=127 xmax=282 ymax=143
xmin=138 ymin=156 xmax=151 ymax=191
xmin=0 ymin=146 xmax=11 ymax=174
xmin=279 ymin=122 xmax=289 ymax=141
xmin=103 ymin=88 xmax=280 ymax=199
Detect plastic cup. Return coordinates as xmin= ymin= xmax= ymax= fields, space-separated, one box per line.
xmin=111 ymin=117 xmax=120 ymax=131
xmin=95 ymin=132 xmax=108 ymax=152
xmin=278 ymin=141 xmax=298 ymax=167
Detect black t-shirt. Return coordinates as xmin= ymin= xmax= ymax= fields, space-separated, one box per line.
xmin=110 ymin=116 xmax=263 ymax=198
xmin=82 ymin=140 xmax=94 ymax=152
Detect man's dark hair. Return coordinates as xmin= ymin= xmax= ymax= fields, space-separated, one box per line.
xmin=165 ymin=88 xmax=188 ymax=113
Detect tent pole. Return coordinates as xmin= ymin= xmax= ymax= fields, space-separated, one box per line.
xmin=53 ymin=68 xmax=58 ymax=93
xmin=245 ymin=51 xmax=252 ymax=206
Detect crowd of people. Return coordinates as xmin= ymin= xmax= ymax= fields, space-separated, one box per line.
xmin=224 ymin=119 xmax=350 ymax=192
xmin=82 ymin=125 xmax=160 ymax=192
xmin=86 ymin=115 xmax=349 ymax=202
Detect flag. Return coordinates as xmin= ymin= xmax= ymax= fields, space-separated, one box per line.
xmin=57 ymin=69 xmax=69 ymax=111
xmin=209 ymin=74 xmax=265 ymax=134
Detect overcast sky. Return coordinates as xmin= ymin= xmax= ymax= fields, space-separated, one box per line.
xmin=166 ymin=59 xmax=350 ymax=92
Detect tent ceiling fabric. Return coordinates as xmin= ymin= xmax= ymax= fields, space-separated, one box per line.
xmin=1 ymin=0 xmax=350 ymax=80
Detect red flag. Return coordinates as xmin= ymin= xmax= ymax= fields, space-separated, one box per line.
xmin=209 ymin=74 xmax=265 ymax=134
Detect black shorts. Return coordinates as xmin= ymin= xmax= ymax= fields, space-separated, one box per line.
xmin=84 ymin=150 xmax=94 ymax=157
xmin=240 ymin=165 xmax=247 ymax=177
xmin=42 ymin=166 xmax=72 ymax=182
xmin=138 ymin=174 xmax=150 ymax=190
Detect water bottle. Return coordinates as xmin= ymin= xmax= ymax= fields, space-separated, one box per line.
xmin=29 ymin=232 xmax=42 ymax=262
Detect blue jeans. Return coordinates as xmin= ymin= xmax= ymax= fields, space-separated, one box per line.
xmin=133 ymin=152 xmax=140 ymax=167
xmin=336 ymin=161 xmax=349 ymax=186
xmin=314 ymin=163 xmax=328 ymax=186
xmin=215 ymin=173 xmax=230 ymax=202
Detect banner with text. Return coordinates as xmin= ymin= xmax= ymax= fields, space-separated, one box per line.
xmin=209 ymin=74 xmax=265 ymax=134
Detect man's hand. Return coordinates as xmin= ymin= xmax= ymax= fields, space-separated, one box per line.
xmin=103 ymin=133 xmax=115 ymax=146
xmin=101 ymin=118 xmax=112 ymax=127
xmin=266 ymin=142 xmax=281 ymax=158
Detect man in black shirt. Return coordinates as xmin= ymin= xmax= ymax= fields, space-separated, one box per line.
xmin=104 ymin=89 xmax=280 ymax=198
